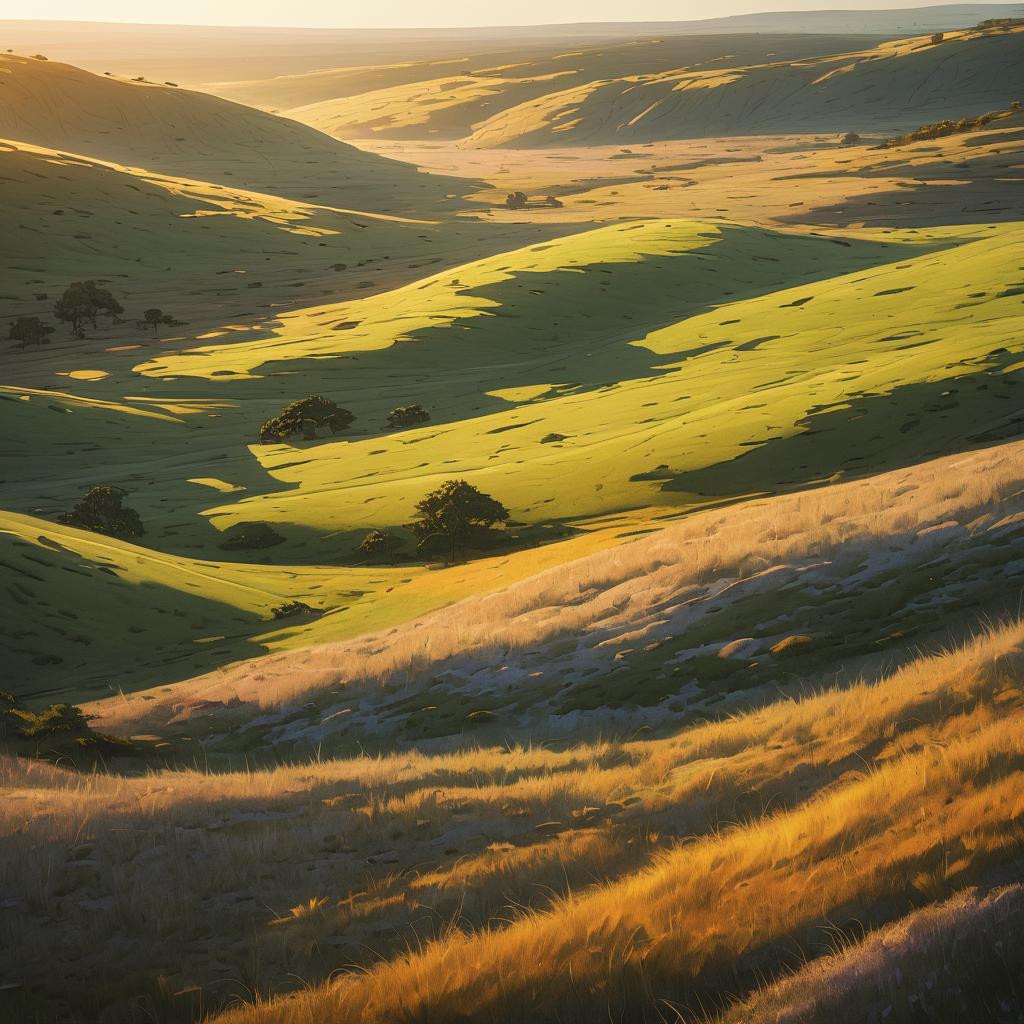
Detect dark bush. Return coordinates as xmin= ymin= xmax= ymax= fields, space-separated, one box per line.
xmin=387 ymin=403 xmax=430 ymax=429
xmin=9 ymin=316 xmax=54 ymax=349
xmin=58 ymin=485 xmax=144 ymax=539
xmin=270 ymin=601 xmax=313 ymax=619
xmin=219 ymin=522 xmax=285 ymax=551
xmin=358 ymin=529 xmax=405 ymax=558
xmin=259 ymin=396 xmax=355 ymax=443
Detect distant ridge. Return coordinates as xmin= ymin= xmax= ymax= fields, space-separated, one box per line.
xmin=4 ymin=6 xmax=1023 ymax=81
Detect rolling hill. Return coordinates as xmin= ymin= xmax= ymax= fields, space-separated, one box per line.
xmin=3 ymin=15 xmax=1024 ymax=1024
xmin=126 ymin=218 xmax=1024 ymax=549
xmin=0 ymin=53 xmax=469 ymax=212
xmin=466 ymin=24 xmax=1024 ymax=147
xmin=206 ymin=34 xmax=884 ymax=141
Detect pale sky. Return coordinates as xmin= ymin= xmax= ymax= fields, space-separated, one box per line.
xmin=16 ymin=0 xmax=990 ymax=29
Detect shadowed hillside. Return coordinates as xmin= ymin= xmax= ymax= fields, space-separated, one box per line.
xmin=206 ymin=34 xmax=884 ymax=142
xmin=0 ymin=54 xmax=471 ymax=213
xmin=466 ymin=25 xmax=1024 ymax=147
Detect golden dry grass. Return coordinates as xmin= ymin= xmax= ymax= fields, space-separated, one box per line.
xmin=5 ymin=617 xmax=1024 ymax=1020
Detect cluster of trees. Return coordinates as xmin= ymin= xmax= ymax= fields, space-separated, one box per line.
xmin=259 ymin=398 xmax=432 ymax=443
xmin=976 ymin=17 xmax=1024 ymax=29
xmin=57 ymin=486 xmax=144 ymax=540
xmin=52 ymin=476 xmax=508 ymax=566
xmin=8 ymin=282 xmax=179 ymax=347
xmin=259 ymin=396 xmax=356 ymax=443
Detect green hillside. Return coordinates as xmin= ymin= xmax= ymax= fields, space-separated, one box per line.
xmin=0 ymin=53 xmax=470 ymax=212
xmin=124 ymin=218 xmax=1024 ymax=546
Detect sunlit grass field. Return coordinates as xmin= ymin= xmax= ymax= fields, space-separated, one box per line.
xmin=3 ymin=23 xmax=1024 ymax=1024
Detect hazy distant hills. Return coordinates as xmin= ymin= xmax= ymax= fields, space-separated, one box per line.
xmin=4 ymin=5 xmax=1023 ymax=83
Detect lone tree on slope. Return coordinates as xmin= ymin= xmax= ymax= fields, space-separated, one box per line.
xmin=57 ymin=485 xmax=144 ymax=539
xmin=9 ymin=316 xmax=54 ymax=349
xmin=140 ymin=308 xmax=176 ymax=337
xmin=259 ymin=396 xmax=355 ymax=443
xmin=409 ymin=479 xmax=509 ymax=563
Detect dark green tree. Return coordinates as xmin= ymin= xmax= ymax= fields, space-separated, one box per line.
xmin=57 ymin=485 xmax=144 ymax=539
xmin=387 ymin=403 xmax=430 ymax=429
xmin=53 ymin=283 xmax=93 ymax=337
xmin=140 ymin=308 xmax=175 ymax=337
xmin=9 ymin=316 xmax=54 ymax=349
xmin=259 ymin=396 xmax=355 ymax=443
xmin=53 ymin=281 xmax=122 ymax=336
xmin=409 ymin=479 xmax=509 ymax=563
xmin=88 ymin=282 xmax=123 ymax=323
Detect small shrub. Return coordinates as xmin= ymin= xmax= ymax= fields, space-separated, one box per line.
xmin=270 ymin=601 xmax=313 ymax=619
xmin=358 ymin=530 xmax=405 ymax=558
xmin=931 ymin=31 xmax=944 ymax=44
xmin=219 ymin=522 xmax=284 ymax=551
xmin=387 ymin=403 xmax=430 ymax=429
xmin=505 ymin=191 xmax=528 ymax=209
xmin=839 ymin=131 xmax=861 ymax=146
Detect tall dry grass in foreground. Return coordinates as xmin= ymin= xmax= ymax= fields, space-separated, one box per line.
xmin=722 ymin=884 xmax=1024 ymax=1024
xmin=90 ymin=439 xmax=1024 ymax=731
xmin=213 ymin=705 xmax=1024 ymax=1023
xmin=6 ymin=618 xmax=1024 ymax=1021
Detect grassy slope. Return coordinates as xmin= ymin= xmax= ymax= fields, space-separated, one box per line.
xmin=466 ymin=26 xmax=1024 ymax=147
xmin=258 ymin=34 xmax=879 ymax=142
xmin=0 ymin=53 xmax=470 ymax=213
xmin=5 ymin=211 xmax=1022 ymax=704
xmin=86 ymin=436 xmax=1024 ymax=751
xmin=6 ymin=618 xmax=1024 ymax=1022
xmin=722 ymin=885 xmax=1024 ymax=1024
xmin=0 ymin=137 xmax=464 ymax=329
xmin=129 ymin=218 xmax=1024 ymax=544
